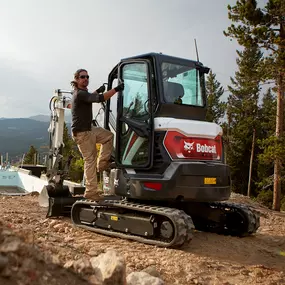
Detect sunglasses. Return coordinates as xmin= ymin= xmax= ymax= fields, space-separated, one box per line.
xmin=79 ymin=75 xmax=89 ymax=79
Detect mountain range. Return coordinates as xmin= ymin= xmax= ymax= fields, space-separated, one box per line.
xmin=28 ymin=114 xmax=72 ymax=123
xmin=0 ymin=115 xmax=71 ymax=162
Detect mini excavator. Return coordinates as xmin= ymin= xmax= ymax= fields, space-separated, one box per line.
xmin=39 ymin=53 xmax=260 ymax=248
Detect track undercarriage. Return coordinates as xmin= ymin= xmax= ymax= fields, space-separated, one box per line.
xmin=71 ymin=200 xmax=194 ymax=248
xmin=46 ymin=195 xmax=260 ymax=248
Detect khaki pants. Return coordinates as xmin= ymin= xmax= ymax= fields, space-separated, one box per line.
xmin=72 ymin=127 xmax=114 ymax=195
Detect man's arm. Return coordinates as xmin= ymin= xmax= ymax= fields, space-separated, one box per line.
xmin=102 ymin=89 xmax=116 ymax=101
xmin=78 ymin=90 xmax=105 ymax=103
xmin=102 ymin=82 xmax=124 ymax=100
xmin=79 ymin=82 xmax=124 ymax=103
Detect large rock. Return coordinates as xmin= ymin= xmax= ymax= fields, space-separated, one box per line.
xmin=0 ymin=238 xmax=21 ymax=253
xmin=73 ymin=257 xmax=93 ymax=274
xmin=127 ymin=271 xmax=164 ymax=285
xmin=142 ymin=265 xmax=161 ymax=279
xmin=90 ymin=250 xmax=126 ymax=285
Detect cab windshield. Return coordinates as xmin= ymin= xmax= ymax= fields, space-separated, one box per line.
xmin=161 ymin=62 xmax=204 ymax=106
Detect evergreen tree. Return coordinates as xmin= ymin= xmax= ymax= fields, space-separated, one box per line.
xmin=205 ymin=70 xmax=226 ymax=124
xmin=257 ymin=88 xmax=276 ymax=190
xmin=259 ymin=88 xmax=276 ymax=140
xmin=258 ymin=88 xmax=285 ymax=196
xmin=23 ymin=145 xmax=38 ymax=165
xmin=224 ymin=0 xmax=285 ymax=210
xmin=226 ymin=44 xmax=262 ymax=195
xmin=63 ymin=122 xmax=74 ymax=161
xmin=62 ymin=122 xmax=84 ymax=182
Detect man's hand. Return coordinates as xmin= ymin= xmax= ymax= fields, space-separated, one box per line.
xmin=102 ymin=82 xmax=124 ymax=101
xmin=114 ymin=82 xmax=124 ymax=92
xmin=96 ymin=85 xmax=106 ymax=94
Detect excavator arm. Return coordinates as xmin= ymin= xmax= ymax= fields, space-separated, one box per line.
xmin=47 ymin=89 xmax=73 ymax=181
xmin=39 ymin=89 xmax=89 ymax=209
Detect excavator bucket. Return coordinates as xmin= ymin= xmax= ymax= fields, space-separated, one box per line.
xmin=38 ymin=185 xmax=51 ymax=208
xmin=39 ymin=183 xmax=82 ymax=217
xmin=39 ymin=184 xmax=70 ymax=206
xmin=46 ymin=196 xmax=84 ymax=217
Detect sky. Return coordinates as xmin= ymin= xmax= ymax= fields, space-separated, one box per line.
xmin=0 ymin=0 xmax=263 ymax=118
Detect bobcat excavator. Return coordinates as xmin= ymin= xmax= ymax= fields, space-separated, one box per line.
xmin=40 ymin=52 xmax=260 ymax=248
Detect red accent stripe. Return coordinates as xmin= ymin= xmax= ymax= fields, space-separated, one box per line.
xmin=124 ymin=132 xmax=139 ymax=160
xmin=143 ymin=182 xmax=162 ymax=191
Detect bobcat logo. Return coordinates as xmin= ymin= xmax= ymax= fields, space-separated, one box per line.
xmin=184 ymin=141 xmax=195 ymax=153
xmin=114 ymin=179 xmax=119 ymax=187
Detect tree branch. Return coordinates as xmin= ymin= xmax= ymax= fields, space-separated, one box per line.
xmin=259 ymin=44 xmax=277 ymax=52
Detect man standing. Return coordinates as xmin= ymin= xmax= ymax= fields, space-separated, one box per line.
xmin=70 ymin=68 xmax=124 ymax=201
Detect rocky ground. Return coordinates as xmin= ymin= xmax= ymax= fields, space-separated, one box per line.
xmin=0 ymin=193 xmax=285 ymax=285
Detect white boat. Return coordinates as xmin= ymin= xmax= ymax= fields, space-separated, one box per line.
xmin=0 ymin=166 xmax=82 ymax=202
xmin=0 ymin=166 xmax=47 ymax=195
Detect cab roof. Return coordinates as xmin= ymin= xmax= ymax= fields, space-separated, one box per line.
xmin=121 ymin=52 xmax=208 ymax=70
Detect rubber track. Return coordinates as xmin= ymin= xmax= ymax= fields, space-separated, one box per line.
xmin=194 ymin=201 xmax=260 ymax=236
xmin=71 ymin=199 xmax=194 ymax=248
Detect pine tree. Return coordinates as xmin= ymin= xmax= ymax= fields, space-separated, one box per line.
xmin=258 ymin=88 xmax=285 ymax=197
xmin=224 ymin=0 xmax=285 ymax=210
xmin=23 ymin=145 xmax=38 ymax=165
xmin=257 ymin=88 xmax=276 ymax=190
xmin=63 ymin=122 xmax=73 ymax=161
xmin=205 ymin=70 xmax=226 ymax=124
xmin=259 ymin=88 xmax=276 ymax=140
xmin=226 ymin=44 xmax=262 ymax=195
xmin=62 ymin=122 xmax=84 ymax=182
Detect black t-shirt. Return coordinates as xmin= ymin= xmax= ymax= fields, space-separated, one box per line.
xmin=71 ymin=88 xmax=104 ymax=133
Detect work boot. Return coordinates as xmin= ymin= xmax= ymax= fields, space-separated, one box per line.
xmin=83 ymin=191 xmax=105 ymax=201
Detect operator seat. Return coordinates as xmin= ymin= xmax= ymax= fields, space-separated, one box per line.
xmin=163 ymin=81 xmax=184 ymax=104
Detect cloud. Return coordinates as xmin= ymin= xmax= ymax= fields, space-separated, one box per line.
xmin=0 ymin=0 xmax=242 ymax=118
xmin=0 ymin=58 xmax=53 ymax=117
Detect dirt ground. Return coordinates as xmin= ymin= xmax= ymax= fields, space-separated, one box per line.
xmin=0 ymin=194 xmax=285 ymax=285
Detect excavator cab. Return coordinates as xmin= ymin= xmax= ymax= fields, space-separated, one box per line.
xmin=105 ymin=53 xmax=209 ymax=168
xmin=102 ymin=53 xmax=230 ymax=202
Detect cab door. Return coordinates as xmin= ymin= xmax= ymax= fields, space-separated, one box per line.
xmin=115 ymin=60 xmax=154 ymax=169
